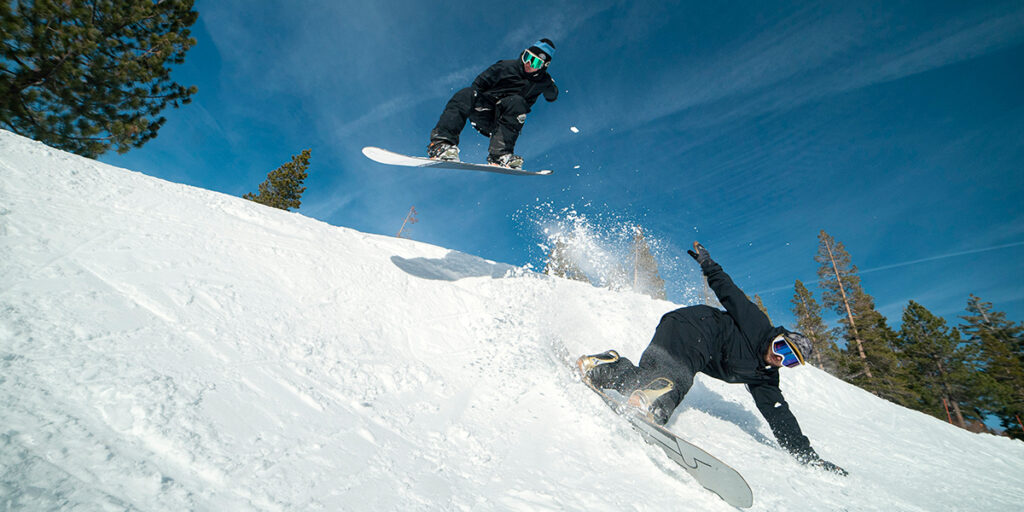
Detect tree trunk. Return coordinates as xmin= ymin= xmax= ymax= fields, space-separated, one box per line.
xmin=935 ymin=358 xmax=966 ymax=428
xmin=824 ymin=237 xmax=872 ymax=378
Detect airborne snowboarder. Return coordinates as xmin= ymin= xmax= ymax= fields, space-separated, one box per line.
xmin=578 ymin=241 xmax=848 ymax=476
xmin=426 ymin=39 xmax=559 ymax=170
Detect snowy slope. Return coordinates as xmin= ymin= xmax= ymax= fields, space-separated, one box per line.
xmin=1 ymin=129 xmax=1022 ymax=511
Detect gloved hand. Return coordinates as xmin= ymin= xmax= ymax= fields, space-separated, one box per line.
xmin=687 ymin=241 xmax=712 ymax=266
xmin=808 ymin=458 xmax=848 ymax=476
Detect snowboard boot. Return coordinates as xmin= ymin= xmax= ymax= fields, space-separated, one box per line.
xmin=427 ymin=140 xmax=460 ymax=162
xmin=628 ymin=377 xmax=675 ymax=425
xmin=576 ymin=350 xmax=620 ymax=383
xmin=487 ymin=153 xmax=523 ymax=169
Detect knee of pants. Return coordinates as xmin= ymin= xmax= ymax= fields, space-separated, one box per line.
xmin=441 ymin=87 xmax=475 ymax=116
xmin=452 ymin=87 xmax=475 ymax=103
xmin=469 ymin=112 xmax=494 ymax=136
xmin=496 ymin=94 xmax=528 ymax=116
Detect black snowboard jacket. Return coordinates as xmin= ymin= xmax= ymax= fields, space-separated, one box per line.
xmin=471 ymin=59 xmax=558 ymax=111
xmin=661 ymin=258 xmax=820 ymax=462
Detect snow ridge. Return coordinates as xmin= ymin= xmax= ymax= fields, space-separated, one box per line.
xmin=1 ymin=129 xmax=1022 ymax=511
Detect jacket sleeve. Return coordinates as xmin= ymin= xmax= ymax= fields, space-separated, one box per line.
xmin=702 ymin=260 xmax=773 ymax=342
xmin=544 ymin=79 xmax=558 ymax=102
xmin=748 ymin=382 xmax=818 ymax=462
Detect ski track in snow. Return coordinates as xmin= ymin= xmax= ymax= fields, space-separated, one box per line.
xmin=1 ymin=129 xmax=1023 ymax=511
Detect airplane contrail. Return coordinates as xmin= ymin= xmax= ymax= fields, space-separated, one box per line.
xmin=758 ymin=240 xmax=1024 ymax=294
xmin=858 ymin=240 xmax=1024 ymax=275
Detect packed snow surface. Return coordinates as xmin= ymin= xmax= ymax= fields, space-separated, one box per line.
xmin=1 ymin=129 xmax=1022 ymax=511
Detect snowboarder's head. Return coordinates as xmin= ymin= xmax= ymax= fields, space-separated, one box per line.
xmin=765 ymin=331 xmax=813 ymax=368
xmin=522 ymin=39 xmax=556 ymax=73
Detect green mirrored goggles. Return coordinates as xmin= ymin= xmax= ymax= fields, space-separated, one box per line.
xmin=522 ymin=49 xmax=547 ymax=68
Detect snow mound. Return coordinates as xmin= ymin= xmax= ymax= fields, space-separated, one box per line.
xmin=1 ymin=129 xmax=1022 ymax=511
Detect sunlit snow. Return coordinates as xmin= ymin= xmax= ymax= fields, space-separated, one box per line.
xmin=1 ymin=130 xmax=1022 ymax=511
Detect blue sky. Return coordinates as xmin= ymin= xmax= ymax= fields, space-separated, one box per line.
xmin=101 ymin=0 xmax=1024 ymax=332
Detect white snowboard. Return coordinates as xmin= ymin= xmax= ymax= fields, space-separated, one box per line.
xmin=581 ymin=375 xmax=754 ymax=508
xmin=362 ymin=146 xmax=552 ymax=176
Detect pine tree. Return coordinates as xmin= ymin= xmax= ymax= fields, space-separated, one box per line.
xmin=960 ymin=295 xmax=1024 ymax=440
xmin=814 ymin=231 xmax=872 ymax=378
xmin=243 ymin=149 xmax=311 ymax=211
xmin=813 ymin=232 xmax=916 ymax=403
xmin=845 ymin=288 xmax=916 ymax=406
xmin=791 ymin=279 xmax=843 ymax=373
xmin=1 ymin=0 xmax=198 ymax=157
xmin=544 ymin=239 xmax=589 ymax=282
xmin=631 ymin=227 xmax=666 ymax=300
xmin=897 ymin=301 xmax=978 ymax=428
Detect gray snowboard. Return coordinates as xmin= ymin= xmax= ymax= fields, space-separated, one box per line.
xmin=579 ymin=374 xmax=754 ymax=508
xmin=362 ymin=146 xmax=552 ymax=176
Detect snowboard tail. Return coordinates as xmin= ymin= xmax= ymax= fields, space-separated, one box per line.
xmin=579 ymin=373 xmax=754 ymax=508
xmin=362 ymin=146 xmax=552 ymax=176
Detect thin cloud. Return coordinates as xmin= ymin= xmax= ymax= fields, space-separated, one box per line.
xmin=579 ymin=3 xmax=1024 ymax=143
xmin=326 ymin=64 xmax=479 ymax=138
xmin=822 ymin=4 xmax=1024 ymax=99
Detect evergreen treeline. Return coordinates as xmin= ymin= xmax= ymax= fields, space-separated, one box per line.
xmin=788 ymin=230 xmax=1024 ymax=439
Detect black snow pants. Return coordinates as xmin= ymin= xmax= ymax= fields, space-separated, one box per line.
xmin=588 ymin=315 xmax=706 ymax=415
xmin=429 ymin=87 xmax=528 ymax=157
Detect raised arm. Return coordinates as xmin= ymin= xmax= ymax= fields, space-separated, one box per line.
xmin=688 ymin=242 xmax=773 ymax=342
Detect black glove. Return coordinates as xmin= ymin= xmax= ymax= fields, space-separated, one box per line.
xmin=687 ymin=242 xmax=712 ymax=267
xmin=808 ymin=458 xmax=848 ymax=476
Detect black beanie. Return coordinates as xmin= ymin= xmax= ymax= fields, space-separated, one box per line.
xmin=528 ymin=38 xmax=556 ymax=62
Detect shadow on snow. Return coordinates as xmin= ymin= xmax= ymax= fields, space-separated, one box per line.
xmin=391 ymin=251 xmax=517 ymax=281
